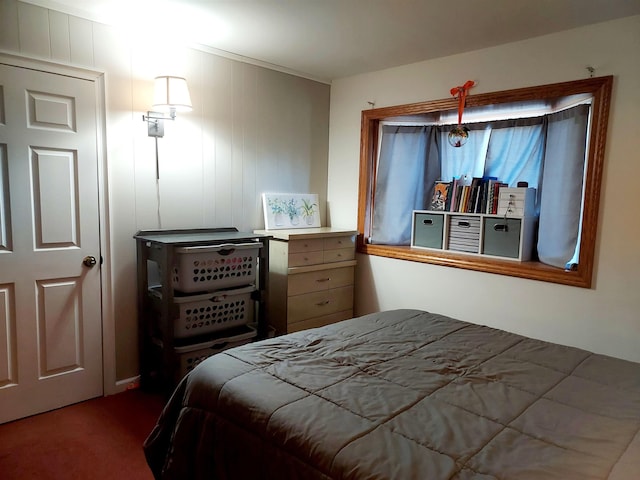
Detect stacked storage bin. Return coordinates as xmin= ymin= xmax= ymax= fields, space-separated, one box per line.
xmin=135 ymin=229 xmax=270 ymax=392
xmin=168 ymin=242 xmax=261 ymax=379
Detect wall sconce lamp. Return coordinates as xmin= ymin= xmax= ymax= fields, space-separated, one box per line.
xmin=142 ymin=75 xmax=192 ymax=183
xmin=142 ymin=75 xmax=192 ymax=138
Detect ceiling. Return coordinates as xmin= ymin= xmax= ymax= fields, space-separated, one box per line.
xmin=25 ymin=0 xmax=640 ymax=83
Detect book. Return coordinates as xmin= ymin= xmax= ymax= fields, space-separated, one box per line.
xmin=430 ymin=181 xmax=450 ymax=211
xmin=486 ymin=179 xmax=495 ymax=214
xmin=460 ymin=186 xmax=470 ymax=212
xmin=490 ymin=182 xmax=508 ymax=214
xmin=449 ymin=177 xmax=459 ymax=212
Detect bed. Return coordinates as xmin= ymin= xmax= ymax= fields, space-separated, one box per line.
xmin=144 ymin=309 xmax=640 ymax=479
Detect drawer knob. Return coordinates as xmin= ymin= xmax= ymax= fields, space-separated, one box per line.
xmin=458 ymin=221 xmax=470 ymax=228
xmin=422 ymin=219 xmax=433 ymax=226
xmin=316 ymin=277 xmax=330 ymax=282
xmin=493 ymin=224 xmax=509 ymax=232
xmin=316 ymin=300 xmax=330 ymax=306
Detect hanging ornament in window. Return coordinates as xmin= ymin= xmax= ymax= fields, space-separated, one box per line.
xmin=448 ymin=80 xmax=475 ymax=147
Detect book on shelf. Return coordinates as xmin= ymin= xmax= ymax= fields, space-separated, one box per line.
xmin=462 ymin=186 xmax=471 ymax=213
xmin=449 ymin=178 xmax=459 ymax=212
xmin=489 ymin=181 xmax=509 ymax=214
xmin=443 ymin=176 xmax=509 ymax=214
xmin=430 ymin=181 xmax=451 ymax=211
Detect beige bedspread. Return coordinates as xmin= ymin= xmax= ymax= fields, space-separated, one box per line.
xmin=144 ymin=309 xmax=640 ymax=479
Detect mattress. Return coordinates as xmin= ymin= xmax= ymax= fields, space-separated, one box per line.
xmin=144 ymin=309 xmax=640 ymax=479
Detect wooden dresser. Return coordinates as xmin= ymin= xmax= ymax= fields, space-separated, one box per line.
xmin=255 ymin=227 xmax=357 ymax=335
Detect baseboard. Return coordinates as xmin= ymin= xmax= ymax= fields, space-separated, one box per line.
xmin=112 ymin=375 xmax=141 ymax=394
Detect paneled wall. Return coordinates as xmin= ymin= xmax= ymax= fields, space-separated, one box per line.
xmin=1 ymin=0 xmax=330 ymax=382
xmin=328 ymin=16 xmax=640 ymax=363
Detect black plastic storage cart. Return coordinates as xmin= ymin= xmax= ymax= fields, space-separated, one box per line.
xmin=134 ymin=228 xmax=271 ymax=393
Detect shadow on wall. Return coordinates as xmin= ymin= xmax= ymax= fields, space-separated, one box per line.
xmin=325 ymin=201 xmax=380 ymax=317
xmin=354 ymin=253 xmax=380 ymax=316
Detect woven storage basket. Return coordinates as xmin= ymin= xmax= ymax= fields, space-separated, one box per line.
xmin=174 ymin=325 xmax=256 ymax=380
xmin=172 ymin=242 xmax=261 ymax=293
xmin=171 ymin=285 xmax=255 ymax=338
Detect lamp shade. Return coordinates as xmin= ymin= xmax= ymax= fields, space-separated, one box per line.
xmin=153 ymin=76 xmax=192 ymax=113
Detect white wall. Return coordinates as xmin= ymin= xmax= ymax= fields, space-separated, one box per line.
xmin=1 ymin=0 xmax=330 ymax=381
xmin=328 ymin=16 xmax=640 ymax=363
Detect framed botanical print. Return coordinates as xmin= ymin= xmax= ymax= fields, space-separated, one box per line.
xmin=262 ymin=193 xmax=321 ymax=230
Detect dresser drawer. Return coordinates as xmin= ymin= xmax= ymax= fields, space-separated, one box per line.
xmin=288 ymin=238 xmax=324 ymax=254
xmin=288 ymin=266 xmax=354 ymax=296
xmin=288 ymin=250 xmax=324 ymax=267
xmin=323 ymin=247 xmax=355 ymax=263
xmin=259 ymin=228 xmax=358 ymax=335
xmin=287 ymin=286 xmax=354 ymax=324
xmin=324 ymin=235 xmax=355 ymax=250
xmin=287 ymin=310 xmax=354 ymax=333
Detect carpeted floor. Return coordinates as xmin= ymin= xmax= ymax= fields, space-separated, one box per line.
xmin=0 ymin=388 xmax=166 ymax=479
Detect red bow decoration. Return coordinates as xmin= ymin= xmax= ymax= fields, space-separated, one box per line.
xmin=450 ymin=80 xmax=475 ymax=125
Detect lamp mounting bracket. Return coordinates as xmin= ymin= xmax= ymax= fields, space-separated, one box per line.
xmin=143 ymin=111 xmax=171 ymax=137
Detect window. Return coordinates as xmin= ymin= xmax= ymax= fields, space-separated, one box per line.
xmin=357 ymin=76 xmax=613 ymax=288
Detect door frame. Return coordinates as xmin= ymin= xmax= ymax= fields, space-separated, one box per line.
xmin=0 ymin=51 xmax=116 ymax=395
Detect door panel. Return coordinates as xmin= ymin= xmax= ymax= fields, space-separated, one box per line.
xmin=32 ymin=148 xmax=79 ymax=247
xmin=0 ymin=63 xmax=102 ymax=424
xmin=37 ymin=278 xmax=82 ymax=376
xmin=27 ymin=90 xmax=76 ymax=132
xmin=0 ymin=283 xmax=16 ymax=388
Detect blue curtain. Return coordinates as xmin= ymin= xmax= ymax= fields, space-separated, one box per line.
xmin=371 ymin=126 xmax=439 ymax=244
xmin=440 ymin=125 xmax=490 ymax=182
xmin=484 ymin=118 xmax=545 ymax=197
xmin=537 ymin=105 xmax=590 ymax=269
xmin=371 ymin=105 xmax=590 ymax=266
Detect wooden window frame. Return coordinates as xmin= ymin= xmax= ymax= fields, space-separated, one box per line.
xmin=357 ymin=76 xmax=613 ymax=288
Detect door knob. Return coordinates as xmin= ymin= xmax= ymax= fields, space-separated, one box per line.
xmin=83 ymin=256 xmax=97 ymax=268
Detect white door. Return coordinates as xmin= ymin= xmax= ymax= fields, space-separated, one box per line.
xmin=0 ymin=63 xmax=103 ymax=424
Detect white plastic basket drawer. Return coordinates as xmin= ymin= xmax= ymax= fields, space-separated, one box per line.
xmin=170 ymin=286 xmax=255 ymax=338
xmin=172 ymin=242 xmax=261 ymax=293
xmin=174 ymin=325 xmax=256 ymax=380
